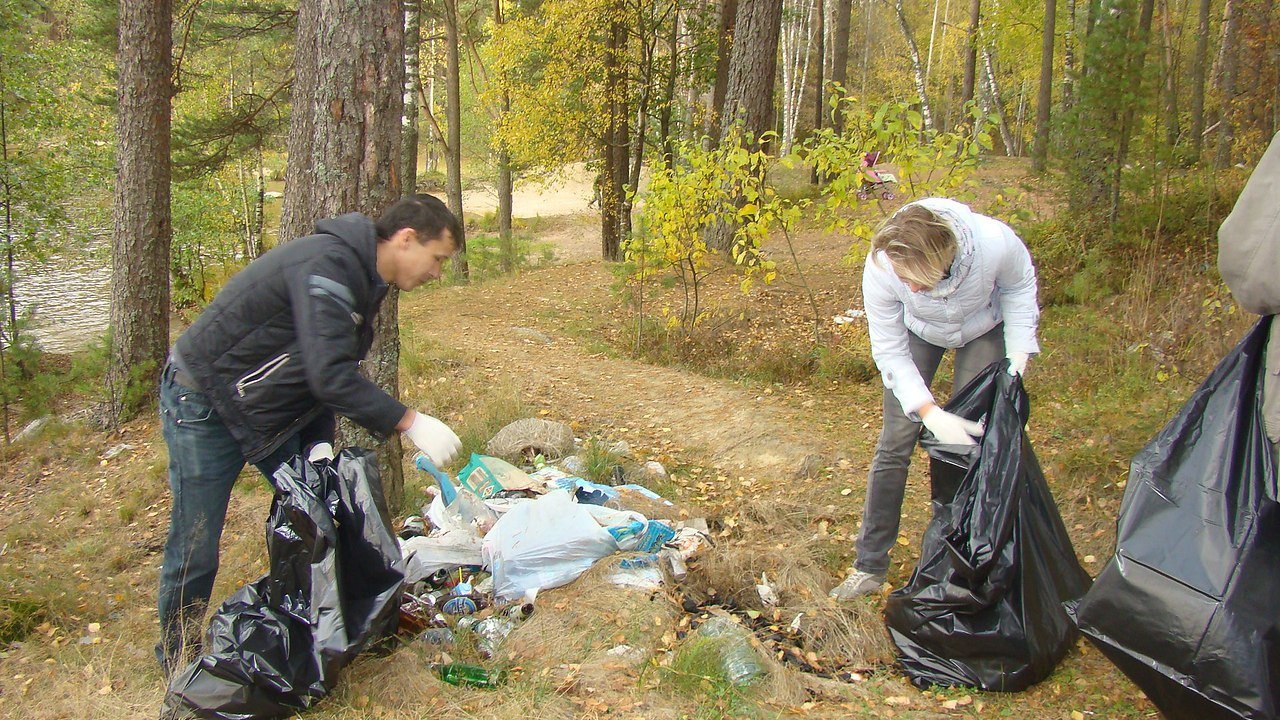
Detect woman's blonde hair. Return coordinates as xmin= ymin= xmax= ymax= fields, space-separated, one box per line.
xmin=871 ymin=204 xmax=957 ymax=289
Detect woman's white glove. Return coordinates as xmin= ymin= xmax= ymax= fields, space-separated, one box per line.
xmin=402 ymin=412 xmax=462 ymax=467
xmin=921 ymin=406 xmax=985 ymax=445
xmin=1007 ymin=352 xmax=1030 ymax=376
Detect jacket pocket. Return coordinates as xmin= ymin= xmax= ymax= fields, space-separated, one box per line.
xmin=235 ymin=352 xmax=291 ymax=397
xmin=231 ymin=352 xmax=314 ymax=431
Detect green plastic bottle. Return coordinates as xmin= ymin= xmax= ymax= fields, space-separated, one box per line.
xmin=436 ymin=662 xmax=507 ymax=689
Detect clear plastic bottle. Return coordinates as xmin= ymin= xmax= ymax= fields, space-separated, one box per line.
xmin=693 ymin=616 xmax=766 ymax=685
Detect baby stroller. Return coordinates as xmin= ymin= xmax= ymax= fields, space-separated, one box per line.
xmin=857 ymin=151 xmax=898 ymax=201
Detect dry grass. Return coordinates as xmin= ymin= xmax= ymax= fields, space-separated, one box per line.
xmin=681 ymin=494 xmax=894 ymax=674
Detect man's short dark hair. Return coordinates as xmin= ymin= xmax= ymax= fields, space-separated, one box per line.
xmin=376 ymin=194 xmax=462 ymax=248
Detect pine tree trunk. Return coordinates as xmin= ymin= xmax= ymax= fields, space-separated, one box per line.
xmin=831 ymin=0 xmax=853 ymax=134
xmin=282 ymin=0 xmax=406 ymax=511
xmin=495 ymin=0 xmax=515 ymax=272
xmin=962 ymin=0 xmax=982 ymax=106
xmin=601 ymin=10 xmax=626 ymax=260
xmin=1189 ymin=0 xmax=1210 ymax=158
xmin=403 ymin=0 xmax=422 ymax=193
xmin=1063 ymin=0 xmax=1076 ymax=107
xmin=659 ymin=2 xmax=679 ymax=167
xmin=1214 ymin=0 xmax=1238 ymax=168
xmin=108 ymin=0 xmax=172 ymax=422
xmin=1032 ymin=0 xmax=1056 ymax=171
xmin=890 ymin=0 xmax=935 ymax=130
xmin=720 ymin=0 xmax=784 ymax=137
xmin=1159 ymin=0 xmax=1179 ymax=150
xmin=711 ymin=0 xmax=739 ymax=139
xmin=443 ymin=0 xmax=468 ymax=276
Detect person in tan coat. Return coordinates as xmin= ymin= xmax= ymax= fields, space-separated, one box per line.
xmin=1218 ymin=131 xmax=1280 ymax=448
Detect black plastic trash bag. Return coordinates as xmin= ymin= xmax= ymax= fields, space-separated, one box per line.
xmin=1066 ymin=317 xmax=1280 ymax=720
xmin=884 ymin=361 xmax=1092 ymax=691
xmin=163 ymin=448 xmax=405 ymax=719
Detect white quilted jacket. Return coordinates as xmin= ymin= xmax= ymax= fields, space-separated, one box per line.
xmin=862 ymin=197 xmax=1040 ymax=415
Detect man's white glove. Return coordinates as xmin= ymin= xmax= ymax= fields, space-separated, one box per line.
xmin=1007 ymin=352 xmax=1030 ymax=377
xmin=403 ymin=412 xmax=462 ymax=467
xmin=921 ymin=406 xmax=985 ymax=445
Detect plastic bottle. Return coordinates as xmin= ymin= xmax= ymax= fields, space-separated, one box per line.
xmin=436 ymin=662 xmax=507 ymax=689
xmin=473 ymin=617 xmax=515 ymax=659
xmin=693 ymin=616 xmax=767 ymax=685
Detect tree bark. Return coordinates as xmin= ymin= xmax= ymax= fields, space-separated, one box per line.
xmin=108 ymin=0 xmax=172 ymax=422
xmin=495 ymin=0 xmax=515 ymax=272
xmin=1063 ymin=0 xmax=1076 ymax=108
xmin=601 ymin=9 xmax=627 ymax=260
xmin=981 ymin=46 xmax=1015 ymax=152
xmin=659 ymin=2 xmax=679 ymax=166
xmin=720 ymin=0 xmax=783 ymax=139
xmin=404 ymin=0 xmax=423 ymax=194
xmin=1158 ymin=0 xmax=1179 ymax=150
xmin=1214 ymin=0 xmax=1238 ymax=168
xmin=1189 ymin=0 xmax=1210 ymax=158
xmin=889 ymin=0 xmax=935 ymax=130
xmin=442 ymin=0 xmax=468 ymax=276
xmin=710 ymin=0 xmax=739 ymax=140
xmin=962 ymin=0 xmax=982 ymax=106
xmin=830 ymin=0 xmax=852 ymax=134
xmin=1032 ymin=0 xmax=1056 ymax=171
xmin=282 ymin=0 xmax=406 ymax=511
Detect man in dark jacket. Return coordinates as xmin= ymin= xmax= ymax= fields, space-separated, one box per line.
xmin=156 ymin=194 xmax=464 ymax=673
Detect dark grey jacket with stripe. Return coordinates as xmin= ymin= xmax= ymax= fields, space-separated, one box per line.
xmin=173 ymin=213 xmax=407 ymax=463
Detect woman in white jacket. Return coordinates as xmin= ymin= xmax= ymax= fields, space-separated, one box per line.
xmin=830 ymin=197 xmax=1040 ymax=600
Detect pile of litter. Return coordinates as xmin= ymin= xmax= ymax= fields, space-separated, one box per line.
xmin=393 ymin=424 xmax=711 ymax=686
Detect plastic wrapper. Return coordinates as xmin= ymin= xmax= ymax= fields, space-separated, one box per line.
xmin=884 ymin=362 xmax=1091 ymax=691
xmin=482 ymin=489 xmax=619 ymax=601
xmin=163 ymin=448 xmax=405 ymax=719
xmin=1067 ymin=317 xmax=1280 ymax=720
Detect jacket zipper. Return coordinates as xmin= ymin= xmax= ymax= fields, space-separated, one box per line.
xmin=236 ymin=352 xmax=291 ymax=397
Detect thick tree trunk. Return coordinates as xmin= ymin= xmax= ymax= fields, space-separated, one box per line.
xmin=720 ymin=0 xmax=784 ymax=138
xmin=962 ymin=0 xmax=981 ymax=106
xmin=282 ymin=0 xmax=406 ymax=511
xmin=404 ymin=0 xmax=422 ymax=194
xmin=710 ymin=0 xmax=739 ymax=139
xmin=108 ymin=0 xmax=172 ymax=422
xmin=442 ymin=0 xmax=468 ymax=276
xmin=830 ymin=0 xmax=852 ymax=134
xmin=890 ymin=0 xmax=935 ymax=130
xmin=1032 ymin=0 xmax=1056 ymax=171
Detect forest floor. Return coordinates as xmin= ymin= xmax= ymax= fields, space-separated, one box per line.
xmin=0 ymin=158 xmax=1251 ymax=719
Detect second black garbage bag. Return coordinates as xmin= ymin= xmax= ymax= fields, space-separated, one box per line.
xmin=163 ymin=448 xmax=405 ymax=720
xmin=1067 ymin=317 xmax=1280 ymax=720
xmin=884 ymin=361 xmax=1092 ymax=692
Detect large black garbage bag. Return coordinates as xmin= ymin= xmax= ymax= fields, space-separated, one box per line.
xmin=1067 ymin=317 xmax=1280 ymax=720
xmin=163 ymin=448 xmax=405 ymax=719
xmin=884 ymin=362 xmax=1092 ymax=691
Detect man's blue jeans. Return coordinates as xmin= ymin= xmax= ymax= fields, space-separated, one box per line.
xmin=155 ymin=362 xmax=303 ymax=674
